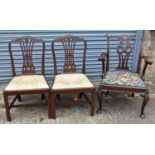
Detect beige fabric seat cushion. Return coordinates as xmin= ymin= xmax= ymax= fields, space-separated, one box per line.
xmin=5 ymin=75 xmax=49 ymax=91
xmin=52 ymin=73 xmax=94 ymax=90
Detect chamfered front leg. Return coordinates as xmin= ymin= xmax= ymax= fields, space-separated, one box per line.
xmin=48 ymin=92 xmax=52 ymax=119
xmin=48 ymin=91 xmax=56 ymax=119
xmin=140 ymin=91 xmax=149 ymax=118
xmin=52 ymin=93 xmax=56 ymax=119
xmin=90 ymin=89 xmax=96 ymax=116
xmin=3 ymin=92 xmax=11 ymax=121
xmin=96 ymin=86 xmax=103 ymax=114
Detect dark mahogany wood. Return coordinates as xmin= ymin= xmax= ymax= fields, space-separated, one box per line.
xmin=98 ymin=53 xmax=107 ymax=78
xmin=9 ymin=36 xmax=45 ymax=76
xmin=116 ymin=36 xmax=132 ymax=70
xmin=97 ymin=35 xmax=153 ymax=118
xmin=140 ymin=56 xmax=153 ymax=81
xmin=3 ymin=36 xmax=51 ymax=121
xmin=52 ymin=35 xmax=86 ymax=75
xmin=50 ymin=35 xmax=96 ymax=119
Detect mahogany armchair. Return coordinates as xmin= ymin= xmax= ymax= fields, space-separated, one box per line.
xmin=3 ymin=36 xmax=50 ymax=121
xmin=48 ymin=35 xmax=96 ymax=119
xmin=97 ymin=35 xmax=153 ymax=118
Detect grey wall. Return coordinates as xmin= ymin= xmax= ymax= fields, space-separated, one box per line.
xmin=0 ymin=30 xmax=143 ymax=84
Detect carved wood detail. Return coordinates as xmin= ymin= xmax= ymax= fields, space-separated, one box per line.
xmin=9 ymin=36 xmax=45 ymax=76
xmin=19 ymin=37 xmax=36 ymax=74
xmin=52 ymin=35 xmax=87 ymax=75
xmin=117 ymin=36 xmax=132 ymax=70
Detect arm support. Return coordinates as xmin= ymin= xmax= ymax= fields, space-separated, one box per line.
xmin=98 ymin=52 xmax=108 ymax=79
xmin=141 ymin=55 xmax=153 ymax=81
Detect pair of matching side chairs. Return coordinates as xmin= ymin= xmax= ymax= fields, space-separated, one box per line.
xmin=3 ymin=35 xmax=152 ymax=121
xmin=3 ymin=35 xmax=95 ymax=121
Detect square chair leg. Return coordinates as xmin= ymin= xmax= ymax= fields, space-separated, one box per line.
xmin=3 ymin=92 xmax=11 ymax=121
xmin=90 ymin=89 xmax=96 ymax=116
xmin=48 ymin=92 xmax=56 ymax=119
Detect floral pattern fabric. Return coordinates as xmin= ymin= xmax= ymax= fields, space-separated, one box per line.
xmin=103 ymin=70 xmax=145 ymax=87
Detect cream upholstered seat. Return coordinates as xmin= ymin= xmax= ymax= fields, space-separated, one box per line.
xmin=5 ymin=75 xmax=49 ymax=91
xmin=52 ymin=73 xmax=94 ymax=90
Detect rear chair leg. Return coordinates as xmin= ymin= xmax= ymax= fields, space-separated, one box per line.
xmin=140 ymin=91 xmax=149 ymax=118
xmin=3 ymin=92 xmax=11 ymax=121
xmin=131 ymin=92 xmax=135 ymax=97
xmin=41 ymin=94 xmax=45 ymax=101
xmin=105 ymin=90 xmax=109 ymax=95
xmin=78 ymin=92 xmax=83 ymax=99
xmin=17 ymin=95 xmax=22 ymax=102
xmin=56 ymin=94 xmax=61 ymax=101
xmin=90 ymin=89 xmax=96 ymax=116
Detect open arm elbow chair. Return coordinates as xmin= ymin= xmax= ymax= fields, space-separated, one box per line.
xmin=97 ymin=35 xmax=153 ymax=118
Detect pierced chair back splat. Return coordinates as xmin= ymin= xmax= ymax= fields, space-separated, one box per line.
xmin=3 ymin=36 xmax=50 ymax=121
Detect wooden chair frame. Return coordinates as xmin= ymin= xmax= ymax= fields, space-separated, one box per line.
xmin=48 ymin=35 xmax=96 ymax=119
xmin=97 ymin=35 xmax=153 ymax=118
xmin=3 ymin=36 xmax=50 ymax=121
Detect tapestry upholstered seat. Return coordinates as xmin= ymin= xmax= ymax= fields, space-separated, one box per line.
xmin=103 ymin=70 xmax=145 ymax=87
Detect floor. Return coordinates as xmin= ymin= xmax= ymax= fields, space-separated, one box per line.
xmin=0 ymin=81 xmax=155 ymax=124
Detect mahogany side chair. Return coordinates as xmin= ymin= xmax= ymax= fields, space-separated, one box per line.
xmin=3 ymin=36 xmax=50 ymax=121
xmin=48 ymin=35 xmax=96 ymax=119
xmin=97 ymin=35 xmax=153 ymax=118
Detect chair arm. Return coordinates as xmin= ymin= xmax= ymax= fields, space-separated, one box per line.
xmin=141 ymin=55 xmax=153 ymax=81
xmin=98 ymin=52 xmax=108 ymax=61
xmin=141 ymin=55 xmax=153 ymax=65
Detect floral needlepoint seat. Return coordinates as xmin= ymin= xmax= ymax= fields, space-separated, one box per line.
xmin=103 ymin=70 xmax=145 ymax=87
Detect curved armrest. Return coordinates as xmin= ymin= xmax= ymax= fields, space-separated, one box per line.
xmin=141 ymin=55 xmax=153 ymax=65
xmin=98 ymin=52 xmax=108 ymax=61
xmin=141 ymin=55 xmax=153 ymax=81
